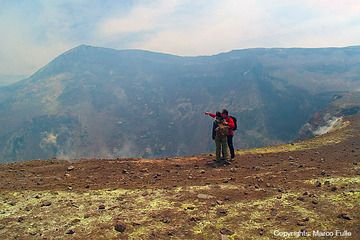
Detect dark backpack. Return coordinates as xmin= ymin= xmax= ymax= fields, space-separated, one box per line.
xmin=230 ymin=116 xmax=237 ymax=130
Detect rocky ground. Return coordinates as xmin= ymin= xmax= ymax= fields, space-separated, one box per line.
xmin=0 ymin=116 xmax=359 ymax=240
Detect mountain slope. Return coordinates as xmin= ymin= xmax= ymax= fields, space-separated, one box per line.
xmin=299 ymin=91 xmax=360 ymax=139
xmin=1 ymin=45 xmax=360 ymax=162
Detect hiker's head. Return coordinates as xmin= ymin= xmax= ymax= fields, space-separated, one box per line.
xmin=222 ymin=109 xmax=229 ymax=118
xmin=216 ymin=111 xmax=223 ymax=121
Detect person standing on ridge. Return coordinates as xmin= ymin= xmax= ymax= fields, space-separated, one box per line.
xmin=212 ymin=112 xmax=230 ymax=163
xmin=205 ymin=109 xmax=236 ymax=159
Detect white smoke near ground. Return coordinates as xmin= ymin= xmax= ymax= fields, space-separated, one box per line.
xmin=37 ymin=125 xmax=141 ymax=161
xmin=55 ymin=152 xmax=75 ymax=161
xmin=39 ymin=131 xmax=77 ymax=160
xmin=53 ymin=141 xmax=140 ymax=161
xmin=112 ymin=141 xmax=139 ymax=158
xmin=313 ymin=116 xmax=343 ymax=136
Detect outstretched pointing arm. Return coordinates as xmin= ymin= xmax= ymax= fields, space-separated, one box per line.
xmin=204 ymin=112 xmax=216 ymax=119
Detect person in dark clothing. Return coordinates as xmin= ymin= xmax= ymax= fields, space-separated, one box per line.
xmin=212 ymin=112 xmax=229 ymax=162
xmin=205 ymin=109 xmax=236 ymax=159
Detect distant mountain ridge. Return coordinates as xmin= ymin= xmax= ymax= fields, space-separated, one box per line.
xmin=0 ymin=45 xmax=360 ymax=162
xmin=0 ymin=74 xmax=27 ymax=87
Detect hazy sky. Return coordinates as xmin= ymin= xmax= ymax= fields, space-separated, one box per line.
xmin=1 ymin=0 xmax=359 ymax=76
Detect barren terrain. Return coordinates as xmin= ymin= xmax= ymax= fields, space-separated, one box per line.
xmin=0 ymin=116 xmax=359 ymax=239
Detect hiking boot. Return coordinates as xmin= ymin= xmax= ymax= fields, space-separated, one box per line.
xmin=215 ymin=159 xmax=231 ymax=166
xmin=224 ymin=160 xmax=231 ymax=165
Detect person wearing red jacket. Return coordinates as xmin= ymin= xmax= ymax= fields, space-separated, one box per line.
xmin=205 ymin=109 xmax=236 ymax=159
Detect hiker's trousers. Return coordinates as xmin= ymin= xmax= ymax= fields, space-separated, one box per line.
xmin=215 ymin=136 xmax=229 ymax=161
xmin=227 ymin=135 xmax=235 ymax=159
